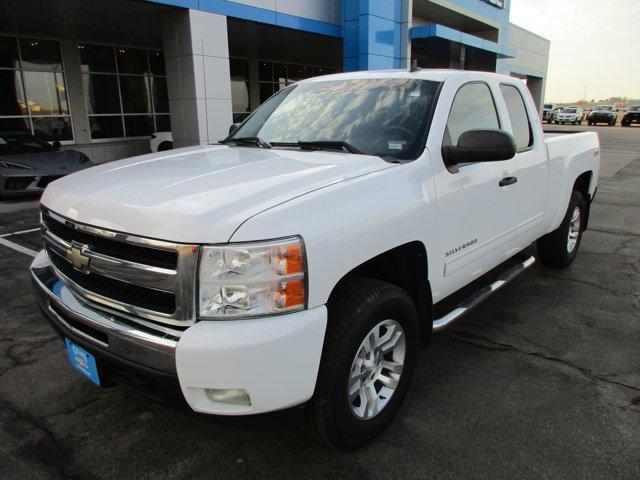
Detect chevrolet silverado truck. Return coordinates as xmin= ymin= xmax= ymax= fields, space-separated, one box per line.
xmin=31 ymin=69 xmax=600 ymax=451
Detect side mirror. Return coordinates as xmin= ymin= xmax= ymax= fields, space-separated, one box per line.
xmin=443 ymin=129 xmax=516 ymax=166
xmin=228 ymin=123 xmax=241 ymax=135
xmin=51 ymin=140 xmax=61 ymax=150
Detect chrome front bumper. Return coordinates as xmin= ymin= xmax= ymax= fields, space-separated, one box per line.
xmin=31 ymin=249 xmax=177 ymax=374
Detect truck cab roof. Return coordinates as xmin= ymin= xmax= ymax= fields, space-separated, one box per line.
xmin=301 ymin=68 xmax=520 ymax=85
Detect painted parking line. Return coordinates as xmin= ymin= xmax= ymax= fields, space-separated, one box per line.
xmin=0 ymin=236 xmax=38 ymax=257
xmin=0 ymin=227 xmax=41 ymax=238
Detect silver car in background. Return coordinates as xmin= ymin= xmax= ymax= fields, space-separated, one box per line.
xmin=554 ymin=107 xmax=583 ymax=125
xmin=0 ymin=132 xmax=92 ymax=198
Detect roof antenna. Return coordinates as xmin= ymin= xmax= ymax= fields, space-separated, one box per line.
xmin=409 ymin=59 xmax=421 ymax=72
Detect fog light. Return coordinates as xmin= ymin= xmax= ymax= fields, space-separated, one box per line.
xmin=205 ymin=388 xmax=251 ymax=406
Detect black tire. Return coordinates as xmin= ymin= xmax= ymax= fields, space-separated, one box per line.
xmin=537 ymin=190 xmax=587 ymax=268
xmin=305 ymin=278 xmax=419 ymax=451
xmin=157 ymin=141 xmax=173 ymax=152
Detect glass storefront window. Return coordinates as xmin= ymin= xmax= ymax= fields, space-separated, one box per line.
xmin=0 ymin=35 xmax=72 ymax=141
xmin=23 ymin=71 xmax=69 ymax=115
xmin=116 ymin=47 xmax=148 ymax=74
xmin=79 ymin=44 xmax=116 ymax=73
xmin=119 ymin=76 xmax=151 ymax=113
xmin=89 ymin=116 xmax=124 ymax=139
xmin=32 ymin=116 xmax=72 ymax=140
xmin=0 ymin=117 xmax=29 ymax=133
xmin=80 ymin=43 xmax=170 ymax=139
xmin=231 ymin=59 xmax=251 ymax=124
xmin=83 ymin=74 xmax=120 ymax=114
xmin=0 ymin=70 xmax=26 ymax=115
xmin=149 ymin=50 xmax=166 ymax=76
xmin=0 ymin=36 xmax=19 ymax=69
xmin=19 ymin=38 xmax=63 ymax=72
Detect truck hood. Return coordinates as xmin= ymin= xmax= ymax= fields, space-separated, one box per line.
xmin=42 ymin=145 xmax=394 ymax=243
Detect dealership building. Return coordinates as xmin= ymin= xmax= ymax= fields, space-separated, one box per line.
xmin=1 ymin=0 xmax=549 ymax=162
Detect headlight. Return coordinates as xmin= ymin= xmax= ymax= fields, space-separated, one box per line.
xmin=0 ymin=160 xmax=34 ymax=170
xmin=198 ymin=236 xmax=306 ymax=318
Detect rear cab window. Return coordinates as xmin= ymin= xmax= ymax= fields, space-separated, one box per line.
xmin=499 ymin=84 xmax=533 ymax=151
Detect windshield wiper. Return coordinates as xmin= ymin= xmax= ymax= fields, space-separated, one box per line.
xmin=220 ymin=137 xmax=271 ymax=149
xmin=270 ymin=140 xmax=363 ymax=154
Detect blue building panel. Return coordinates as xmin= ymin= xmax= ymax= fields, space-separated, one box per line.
xmin=148 ymin=0 xmax=524 ymax=73
xmin=359 ymin=0 xmax=404 ymax=23
xmin=359 ymin=15 xmax=401 ymax=58
xmin=343 ymin=0 xmax=406 ymax=71
xmin=151 ymin=0 xmax=342 ymax=37
xmin=412 ymin=23 xmax=515 ymax=58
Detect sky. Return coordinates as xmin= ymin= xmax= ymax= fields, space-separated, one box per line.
xmin=509 ymin=0 xmax=640 ymax=103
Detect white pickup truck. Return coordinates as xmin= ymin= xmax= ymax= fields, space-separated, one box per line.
xmin=31 ymin=69 xmax=600 ymax=451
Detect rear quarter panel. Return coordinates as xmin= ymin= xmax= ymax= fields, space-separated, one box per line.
xmin=543 ymin=131 xmax=600 ymax=232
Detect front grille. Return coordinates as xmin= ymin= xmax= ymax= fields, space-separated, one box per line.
xmin=41 ymin=208 xmax=198 ymax=328
xmin=42 ymin=213 xmax=177 ymax=269
xmin=47 ymin=246 xmax=176 ymax=314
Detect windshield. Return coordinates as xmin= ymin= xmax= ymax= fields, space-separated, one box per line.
xmin=628 ymin=106 xmax=640 ymax=112
xmin=595 ymin=106 xmax=614 ymax=111
xmin=228 ymin=78 xmax=441 ymax=160
xmin=563 ymin=109 xmax=578 ymax=113
xmin=544 ymin=104 xmax=554 ymax=109
xmin=0 ymin=133 xmax=54 ymax=155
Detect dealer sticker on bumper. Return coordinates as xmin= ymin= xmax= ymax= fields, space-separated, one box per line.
xmin=65 ymin=339 xmax=100 ymax=386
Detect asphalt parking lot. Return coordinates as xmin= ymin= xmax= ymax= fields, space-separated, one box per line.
xmin=1 ymin=124 xmax=639 ymax=479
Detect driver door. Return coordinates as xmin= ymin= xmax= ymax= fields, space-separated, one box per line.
xmin=432 ymin=82 xmax=519 ymax=297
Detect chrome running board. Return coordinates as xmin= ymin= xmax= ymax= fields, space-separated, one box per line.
xmin=433 ymin=255 xmax=536 ymax=333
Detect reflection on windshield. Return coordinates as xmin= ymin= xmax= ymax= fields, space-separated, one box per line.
xmin=230 ymin=78 xmax=441 ymax=160
xmin=0 ymin=134 xmax=53 ymax=155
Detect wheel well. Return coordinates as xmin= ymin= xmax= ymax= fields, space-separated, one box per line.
xmin=573 ymin=171 xmax=592 ymax=200
xmin=573 ymin=171 xmax=593 ymax=229
xmin=157 ymin=141 xmax=173 ymax=152
xmin=329 ymin=241 xmax=432 ymax=336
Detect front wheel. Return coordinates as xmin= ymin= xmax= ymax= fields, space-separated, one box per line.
xmin=537 ymin=190 xmax=587 ymax=268
xmin=305 ymin=278 xmax=419 ymax=451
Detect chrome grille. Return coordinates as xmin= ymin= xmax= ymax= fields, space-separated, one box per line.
xmin=41 ymin=208 xmax=198 ymax=329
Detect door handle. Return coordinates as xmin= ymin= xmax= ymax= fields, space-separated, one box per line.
xmin=499 ymin=176 xmax=518 ymax=187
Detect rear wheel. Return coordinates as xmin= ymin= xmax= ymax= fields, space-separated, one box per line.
xmin=305 ymin=278 xmax=419 ymax=451
xmin=537 ymin=190 xmax=587 ymax=268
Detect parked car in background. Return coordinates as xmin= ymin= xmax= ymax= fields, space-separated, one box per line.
xmin=621 ymin=105 xmax=640 ymax=127
xmin=543 ymin=103 xmax=558 ymax=123
xmin=0 ymin=132 xmax=92 ymax=198
xmin=554 ymin=107 xmax=583 ymax=125
xmin=588 ymin=105 xmax=617 ymax=126
xmin=150 ymin=132 xmax=173 ymax=152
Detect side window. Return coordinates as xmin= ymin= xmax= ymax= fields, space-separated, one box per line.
xmin=445 ymin=83 xmax=500 ymax=146
xmin=500 ymin=84 xmax=533 ymax=151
